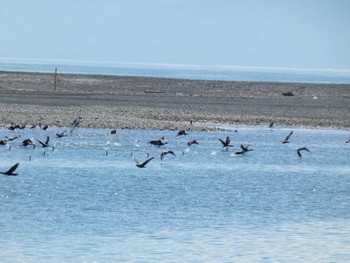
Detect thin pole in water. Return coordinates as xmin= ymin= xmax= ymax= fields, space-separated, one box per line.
xmin=54 ymin=67 xmax=58 ymax=92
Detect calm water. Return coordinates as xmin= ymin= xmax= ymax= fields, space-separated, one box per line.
xmin=0 ymin=126 xmax=349 ymax=262
xmin=1 ymin=59 xmax=350 ymax=84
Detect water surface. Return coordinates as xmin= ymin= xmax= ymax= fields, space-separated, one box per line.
xmin=0 ymin=127 xmax=349 ymax=262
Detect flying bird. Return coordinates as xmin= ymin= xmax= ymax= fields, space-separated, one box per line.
xmin=177 ymin=130 xmax=188 ymax=136
xmin=282 ymin=131 xmax=293 ymax=144
xmin=36 ymin=136 xmax=50 ymax=148
xmin=132 ymin=154 xmax=155 ymax=168
xmin=187 ymin=139 xmax=199 ymax=146
xmin=0 ymin=163 xmax=19 ymax=176
xmin=56 ymin=130 xmax=67 ymax=138
xmin=269 ymin=122 xmax=274 ymax=128
xmin=160 ymin=150 xmax=176 ymax=160
xmin=22 ymin=138 xmax=35 ymax=148
xmin=149 ymin=137 xmax=167 ymax=146
xmin=235 ymin=144 xmax=254 ymax=155
xmin=70 ymin=117 xmax=82 ymax=133
xmin=5 ymin=136 xmax=19 ymax=142
xmin=219 ymin=136 xmax=233 ymax=149
xmin=297 ymin=147 xmax=310 ymax=158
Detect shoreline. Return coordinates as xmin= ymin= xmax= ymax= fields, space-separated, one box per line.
xmin=0 ymin=71 xmax=349 ymax=130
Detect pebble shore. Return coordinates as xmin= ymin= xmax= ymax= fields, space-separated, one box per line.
xmin=0 ymin=71 xmax=349 ymax=130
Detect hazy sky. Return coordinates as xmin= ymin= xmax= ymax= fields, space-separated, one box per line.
xmin=1 ymin=0 xmax=350 ymax=69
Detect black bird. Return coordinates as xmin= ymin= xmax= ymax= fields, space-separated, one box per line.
xmin=72 ymin=117 xmax=81 ymax=127
xmin=346 ymin=138 xmax=350 ymax=143
xmin=297 ymin=147 xmax=310 ymax=158
xmin=56 ymin=130 xmax=67 ymax=138
xmin=282 ymin=131 xmax=293 ymax=144
xmin=70 ymin=117 xmax=82 ymax=134
xmin=235 ymin=144 xmax=253 ymax=155
xmin=0 ymin=136 xmax=18 ymax=145
xmin=269 ymin=122 xmax=274 ymax=128
xmin=132 ymin=154 xmax=155 ymax=168
xmin=160 ymin=150 xmax=176 ymax=160
xmin=29 ymin=124 xmax=37 ymax=129
xmin=8 ymin=124 xmax=16 ymax=131
xmin=177 ymin=130 xmax=188 ymax=136
xmin=22 ymin=138 xmax=35 ymax=148
xmin=5 ymin=136 xmax=19 ymax=142
xmin=110 ymin=129 xmax=117 ymax=135
xmin=42 ymin=124 xmax=48 ymax=131
xmin=187 ymin=139 xmax=199 ymax=146
xmin=0 ymin=163 xmax=19 ymax=176
xmin=219 ymin=136 xmax=233 ymax=149
xmin=149 ymin=137 xmax=167 ymax=146
xmin=36 ymin=136 xmax=50 ymax=148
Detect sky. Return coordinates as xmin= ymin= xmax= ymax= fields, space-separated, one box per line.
xmin=1 ymin=0 xmax=350 ymax=69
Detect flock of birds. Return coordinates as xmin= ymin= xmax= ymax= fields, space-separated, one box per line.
xmin=1 ymin=119 xmax=349 ymax=175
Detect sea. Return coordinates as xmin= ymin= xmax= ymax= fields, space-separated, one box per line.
xmin=0 ymin=60 xmax=350 ymax=262
xmin=0 ymin=127 xmax=349 ymax=262
xmin=1 ymin=59 xmax=350 ymax=84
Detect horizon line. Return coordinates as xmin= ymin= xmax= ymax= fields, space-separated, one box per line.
xmin=1 ymin=57 xmax=350 ymax=73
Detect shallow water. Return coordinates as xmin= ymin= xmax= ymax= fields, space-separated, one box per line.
xmin=0 ymin=127 xmax=349 ymax=262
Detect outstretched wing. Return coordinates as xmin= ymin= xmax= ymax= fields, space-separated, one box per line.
xmin=285 ymin=131 xmax=293 ymax=141
xmin=225 ymin=136 xmax=231 ymax=145
xmin=45 ymin=136 xmax=50 ymax=145
xmin=240 ymin=145 xmax=247 ymax=151
xmin=168 ymin=150 xmax=176 ymax=157
xmin=219 ymin=138 xmax=226 ymax=146
xmin=5 ymin=163 xmax=19 ymax=174
xmin=297 ymin=147 xmax=310 ymax=152
xmin=297 ymin=150 xmax=302 ymax=158
xmin=141 ymin=157 xmax=155 ymax=167
xmin=36 ymin=139 xmax=45 ymax=147
xmin=131 ymin=154 xmax=141 ymax=165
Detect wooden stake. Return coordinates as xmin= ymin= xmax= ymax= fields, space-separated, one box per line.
xmin=54 ymin=67 xmax=57 ymax=92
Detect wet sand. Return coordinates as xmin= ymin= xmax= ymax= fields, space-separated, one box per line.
xmin=0 ymin=71 xmax=349 ymax=130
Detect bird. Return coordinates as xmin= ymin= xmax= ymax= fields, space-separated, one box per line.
xmin=56 ymin=130 xmax=67 ymax=138
xmin=269 ymin=122 xmax=274 ymax=128
xmin=42 ymin=124 xmax=48 ymax=130
xmin=297 ymin=147 xmax=310 ymax=158
xmin=0 ymin=163 xmax=19 ymax=176
xmin=187 ymin=139 xmax=199 ymax=146
xmin=22 ymin=138 xmax=35 ymax=148
xmin=346 ymin=138 xmax=350 ymax=143
xmin=131 ymin=154 xmax=155 ymax=168
xmin=72 ymin=117 xmax=81 ymax=128
xmin=36 ymin=136 xmax=50 ymax=148
xmin=282 ymin=131 xmax=293 ymax=144
xmin=160 ymin=150 xmax=176 ymax=160
xmin=177 ymin=130 xmax=188 ymax=136
xmin=149 ymin=137 xmax=167 ymax=146
xmin=219 ymin=136 xmax=233 ymax=149
xmin=70 ymin=117 xmax=82 ymax=133
xmin=235 ymin=144 xmax=253 ymax=155
xmin=0 ymin=139 xmax=8 ymax=145
xmin=5 ymin=136 xmax=19 ymax=142
xmin=110 ymin=129 xmax=117 ymax=135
